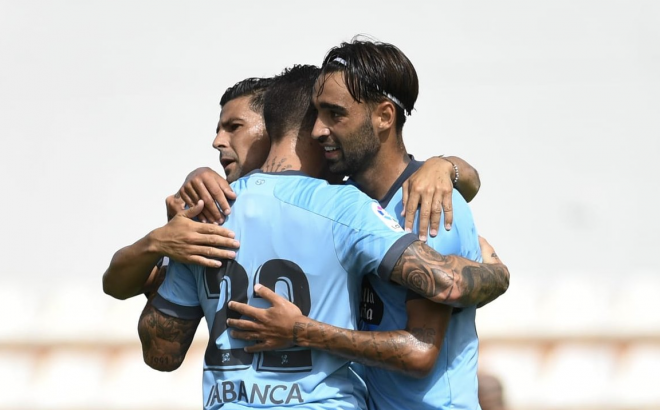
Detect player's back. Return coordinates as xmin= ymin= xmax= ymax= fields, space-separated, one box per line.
xmin=184 ymin=170 xmax=414 ymax=410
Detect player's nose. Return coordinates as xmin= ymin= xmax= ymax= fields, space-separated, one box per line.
xmin=311 ymin=117 xmax=329 ymax=142
xmin=213 ymin=129 xmax=229 ymax=149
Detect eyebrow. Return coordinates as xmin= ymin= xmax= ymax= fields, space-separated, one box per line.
xmin=216 ymin=116 xmax=242 ymax=133
xmin=317 ymin=102 xmax=348 ymax=115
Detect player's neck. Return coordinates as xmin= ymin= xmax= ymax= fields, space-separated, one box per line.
xmin=261 ymin=134 xmax=323 ymax=178
xmin=261 ymin=143 xmax=302 ymax=174
xmin=352 ymin=144 xmax=410 ymax=201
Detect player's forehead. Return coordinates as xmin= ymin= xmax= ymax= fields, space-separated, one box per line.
xmin=313 ymin=72 xmax=354 ymax=109
xmin=219 ymin=95 xmax=259 ymax=123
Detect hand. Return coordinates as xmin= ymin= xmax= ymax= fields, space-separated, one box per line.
xmin=478 ymin=236 xmax=503 ymax=265
xmin=402 ymin=157 xmax=455 ymax=240
xmin=150 ymin=200 xmax=239 ymax=267
xmin=165 ymin=194 xmax=186 ymax=221
xmin=227 ymin=284 xmax=304 ymax=353
xmin=177 ymin=167 xmax=237 ymax=224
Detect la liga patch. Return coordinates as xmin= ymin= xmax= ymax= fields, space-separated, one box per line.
xmin=371 ymin=202 xmax=403 ymax=232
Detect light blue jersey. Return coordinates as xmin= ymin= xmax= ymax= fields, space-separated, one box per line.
xmin=154 ymin=170 xmax=417 ymax=410
xmin=359 ymin=160 xmax=482 ymax=410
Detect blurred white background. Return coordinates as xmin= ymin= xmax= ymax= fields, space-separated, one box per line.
xmin=1 ymin=1 xmax=658 ymax=409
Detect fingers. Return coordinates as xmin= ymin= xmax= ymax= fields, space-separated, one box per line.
xmin=252 ymin=283 xmax=283 ymax=305
xmin=227 ymin=318 xmax=260 ymax=331
xmin=228 ymin=331 xmax=286 ymax=353
xmin=185 ymin=255 xmax=222 ymax=268
xmin=165 ymin=194 xmax=186 ymax=220
xmin=414 ymin=188 xmax=454 ymax=238
xmin=403 ymin=189 xmax=421 ymax=233
xmin=243 ymin=343 xmax=268 ymax=353
xmin=171 ymin=219 xmax=239 ymax=247
xmin=198 ymin=223 xmax=236 ymax=239
xmin=228 ymin=327 xmax=271 ymax=352
xmin=217 ymin=178 xmax=237 ymax=214
xmin=429 ymin=196 xmax=444 ymax=237
xmin=190 ymin=178 xmax=224 ymax=224
xmin=168 ymin=237 xmax=237 ymax=266
xmin=181 ymin=200 xmax=204 ymax=219
xmin=183 ymin=181 xmax=209 ymax=223
xmin=183 ymin=246 xmax=235 ymax=267
xmin=417 ymin=196 xmax=432 ymax=242
xmin=163 ymin=218 xmax=239 ymax=265
xmin=228 ymin=300 xmax=262 ymax=320
xmin=440 ymin=194 xmax=453 ymax=232
xmin=178 ymin=188 xmax=197 ymax=211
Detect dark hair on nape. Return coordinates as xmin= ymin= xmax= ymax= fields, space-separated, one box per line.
xmin=263 ymin=64 xmax=321 ymax=143
xmin=219 ymin=77 xmax=274 ymax=114
xmin=319 ymin=35 xmax=418 ymax=132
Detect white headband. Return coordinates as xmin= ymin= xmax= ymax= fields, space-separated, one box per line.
xmin=331 ymin=57 xmax=408 ymax=114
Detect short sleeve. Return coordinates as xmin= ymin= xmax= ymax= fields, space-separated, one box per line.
xmin=152 ymin=260 xmax=203 ymax=320
xmin=332 ymin=195 xmax=418 ymax=280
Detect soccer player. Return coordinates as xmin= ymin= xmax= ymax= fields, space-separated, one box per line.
xmin=138 ymin=64 xmax=508 ymax=409
xmin=227 ymin=38 xmax=508 ymax=410
xmin=102 ymin=78 xmax=274 ymax=300
xmin=102 ymin=76 xmax=479 ymax=301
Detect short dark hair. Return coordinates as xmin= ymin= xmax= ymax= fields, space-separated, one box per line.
xmin=219 ymin=77 xmax=274 ymax=114
xmin=319 ymin=37 xmax=418 ymax=132
xmin=263 ymin=65 xmax=321 ymax=143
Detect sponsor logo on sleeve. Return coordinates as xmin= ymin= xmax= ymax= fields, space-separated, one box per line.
xmin=371 ymin=202 xmax=403 ymax=232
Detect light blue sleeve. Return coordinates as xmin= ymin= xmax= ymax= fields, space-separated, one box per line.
xmin=153 ymin=260 xmax=203 ymax=320
xmin=331 ymin=192 xmax=418 ymax=280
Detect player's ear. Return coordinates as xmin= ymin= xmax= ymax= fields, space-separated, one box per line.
xmin=374 ymin=100 xmax=395 ymax=132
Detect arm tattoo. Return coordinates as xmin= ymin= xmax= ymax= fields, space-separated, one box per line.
xmin=138 ymin=302 xmax=200 ymax=371
xmin=292 ymin=322 xmax=305 ymax=344
xmin=292 ymin=321 xmax=434 ymax=377
xmin=390 ymin=241 xmax=510 ymax=307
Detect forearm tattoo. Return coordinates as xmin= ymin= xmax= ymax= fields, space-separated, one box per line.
xmin=390 ymin=241 xmax=510 ymax=307
xmin=138 ymin=302 xmax=199 ymax=370
xmin=292 ymin=321 xmax=435 ymax=375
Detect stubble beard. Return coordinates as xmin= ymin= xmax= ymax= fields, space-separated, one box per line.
xmin=329 ymin=117 xmax=380 ymax=178
xmin=225 ymin=165 xmax=241 ymax=184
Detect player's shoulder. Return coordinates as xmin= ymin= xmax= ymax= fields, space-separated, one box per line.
xmin=275 ymin=176 xmax=392 ymax=228
xmin=275 ymin=175 xmax=370 ymax=206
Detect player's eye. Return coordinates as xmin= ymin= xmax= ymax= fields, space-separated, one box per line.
xmin=330 ymin=111 xmax=343 ymax=120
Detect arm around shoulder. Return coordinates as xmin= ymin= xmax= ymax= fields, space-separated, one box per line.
xmin=389 ymin=240 xmax=509 ymax=308
xmin=102 ymin=231 xmax=163 ymax=300
xmin=442 ymin=155 xmax=480 ymax=203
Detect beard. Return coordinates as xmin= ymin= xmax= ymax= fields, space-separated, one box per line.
xmin=329 ymin=117 xmax=380 ymax=177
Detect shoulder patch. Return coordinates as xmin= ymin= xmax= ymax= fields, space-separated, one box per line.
xmin=371 ymin=202 xmax=403 ymax=232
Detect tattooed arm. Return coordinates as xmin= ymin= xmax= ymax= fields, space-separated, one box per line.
xmin=227 ymin=284 xmax=450 ymax=378
xmin=138 ymin=298 xmax=201 ymax=372
xmin=297 ymin=298 xmax=450 ymax=378
xmin=389 ymin=237 xmax=509 ymax=308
